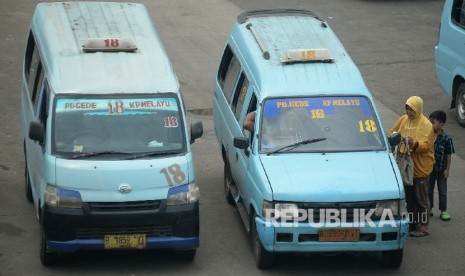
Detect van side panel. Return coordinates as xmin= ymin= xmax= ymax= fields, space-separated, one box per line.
xmin=436 ymin=0 xmax=465 ymax=97
xmin=213 ymin=41 xmax=242 ymax=163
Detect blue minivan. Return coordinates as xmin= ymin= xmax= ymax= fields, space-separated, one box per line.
xmin=21 ymin=2 xmax=202 ymax=265
xmin=435 ymin=0 xmax=465 ymax=127
xmin=213 ymin=9 xmax=408 ymax=268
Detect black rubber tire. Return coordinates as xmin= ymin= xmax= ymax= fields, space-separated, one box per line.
xmin=25 ymin=165 xmax=33 ymax=203
xmin=177 ymin=249 xmax=196 ymax=261
xmin=251 ymin=213 xmax=273 ymax=269
xmin=224 ymin=162 xmax=235 ymax=205
xmin=40 ymin=227 xmax=58 ymax=266
xmin=455 ymin=83 xmax=465 ymax=127
xmin=381 ymin=249 xmax=403 ymax=268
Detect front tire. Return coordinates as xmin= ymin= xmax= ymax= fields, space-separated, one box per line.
xmin=40 ymin=227 xmax=58 ymax=266
xmin=381 ymin=249 xmax=403 ymax=268
xmin=455 ymin=83 xmax=465 ymax=127
xmin=251 ymin=213 xmax=273 ymax=269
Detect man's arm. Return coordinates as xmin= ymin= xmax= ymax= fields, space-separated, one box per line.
xmin=243 ymin=111 xmax=256 ymax=133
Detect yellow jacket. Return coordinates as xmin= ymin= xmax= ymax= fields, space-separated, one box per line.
xmin=388 ymin=96 xmax=435 ymax=178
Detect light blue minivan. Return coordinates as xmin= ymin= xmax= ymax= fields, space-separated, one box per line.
xmin=21 ymin=2 xmax=202 ymax=265
xmin=435 ymin=0 xmax=465 ymax=127
xmin=213 ymin=9 xmax=408 ymax=268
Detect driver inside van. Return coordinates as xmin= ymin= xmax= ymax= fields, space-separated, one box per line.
xmin=261 ymin=109 xmax=306 ymax=150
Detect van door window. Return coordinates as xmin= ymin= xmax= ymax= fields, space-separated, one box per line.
xmin=24 ymin=31 xmax=44 ymax=113
xmin=244 ymin=94 xmax=257 ymax=144
xmin=37 ymin=81 xmax=49 ymax=144
xmin=24 ymin=31 xmax=37 ymax=81
xmin=232 ymin=73 xmax=250 ymax=120
xmin=452 ymin=0 xmax=465 ymax=27
xmin=32 ymin=64 xmax=44 ymax=114
xmin=218 ymin=46 xmax=241 ymax=102
xmin=247 ymin=94 xmax=257 ymax=115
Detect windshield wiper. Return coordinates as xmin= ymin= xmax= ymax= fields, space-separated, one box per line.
xmin=127 ymin=151 xmax=176 ymax=160
xmin=266 ymin=137 xmax=326 ymax=155
xmin=71 ymin=151 xmax=132 ymax=159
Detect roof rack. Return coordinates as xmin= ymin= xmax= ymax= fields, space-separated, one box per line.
xmin=246 ymin=23 xmax=270 ymax=60
xmin=237 ymin=9 xmax=326 ymax=26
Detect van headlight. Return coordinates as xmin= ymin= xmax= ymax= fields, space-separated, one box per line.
xmin=276 ymin=203 xmax=299 ymax=218
xmin=375 ymin=200 xmax=402 ymax=217
xmin=45 ymin=185 xmax=82 ymax=209
xmin=262 ymin=201 xmax=298 ymax=219
xmin=166 ymin=183 xmax=199 ymax=205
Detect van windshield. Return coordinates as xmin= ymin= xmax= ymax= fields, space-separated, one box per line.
xmin=53 ymin=94 xmax=186 ymax=157
xmin=260 ymin=96 xmax=386 ymax=153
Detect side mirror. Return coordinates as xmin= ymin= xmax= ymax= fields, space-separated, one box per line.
xmin=388 ymin=132 xmax=401 ymax=147
xmin=190 ymin=121 xmax=203 ymax=144
xmin=29 ymin=121 xmax=44 ymax=144
xmin=234 ymin=137 xmax=249 ymax=150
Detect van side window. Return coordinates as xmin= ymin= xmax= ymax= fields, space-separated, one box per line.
xmin=218 ymin=46 xmax=241 ymax=102
xmin=24 ymin=31 xmax=37 ymax=81
xmin=27 ymin=47 xmax=42 ymax=104
xmin=452 ymin=0 xmax=465 ymax=27
xmin=37 ymin=81 xmax=49 ymax=143
xmin=25 ymin=31 xmax=44 ymax=114
xmin=232 ymin=73 xmax=250 ymax=120
xmin=245 ymin=94 xmax=257 ymax=144
xmin=32 ymin=64 xmax=44 ymax=113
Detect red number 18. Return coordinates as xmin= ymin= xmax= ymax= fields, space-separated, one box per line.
xmin=104 ymin=39 xmax=119 ymax=48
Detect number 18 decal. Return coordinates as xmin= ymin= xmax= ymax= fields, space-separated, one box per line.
xmin=160 ymin=164 xmax=186 ymax=186
xmin=164 ymin=116 xmax=178 ymax=127
xmin=108 ymin=101 xmax=125 ymax=114
xmin=358 ymin=119 xmax=377 ymax=133
xmin=311 ymin=109 xmax=325 ymax=119
xmin=104 ymin=39 xmax=119 ymax=48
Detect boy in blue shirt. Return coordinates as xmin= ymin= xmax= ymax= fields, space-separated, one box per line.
xmin=428 ymin=110 xmax=455 ymax=221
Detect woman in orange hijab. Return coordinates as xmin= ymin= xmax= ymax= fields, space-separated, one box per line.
xmin=388 ymin=96 xmax=435 ymax=237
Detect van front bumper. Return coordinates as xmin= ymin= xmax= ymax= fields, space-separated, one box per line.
xmin=42 ymin=202 xmax=199 ymax=252
xmin=255 ymin=216 xmax=409 ymax=252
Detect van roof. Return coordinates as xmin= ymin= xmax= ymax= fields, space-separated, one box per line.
xmin=31 ymin=2 xmax=179 ymax=95
xmin=230 ymin=10 xmax=371 ymax=101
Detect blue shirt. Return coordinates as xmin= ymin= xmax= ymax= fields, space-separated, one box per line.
xmin=433 ymin=130 xmax=455 ymax=172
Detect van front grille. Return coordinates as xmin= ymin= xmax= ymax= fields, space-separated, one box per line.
xmin=87 ymin=200 xmax=161 ymax=212
xmin=297 ymin=202 xmax=378 ymax=222
xmin=77 ymin=225 xmax=172 ymax=239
